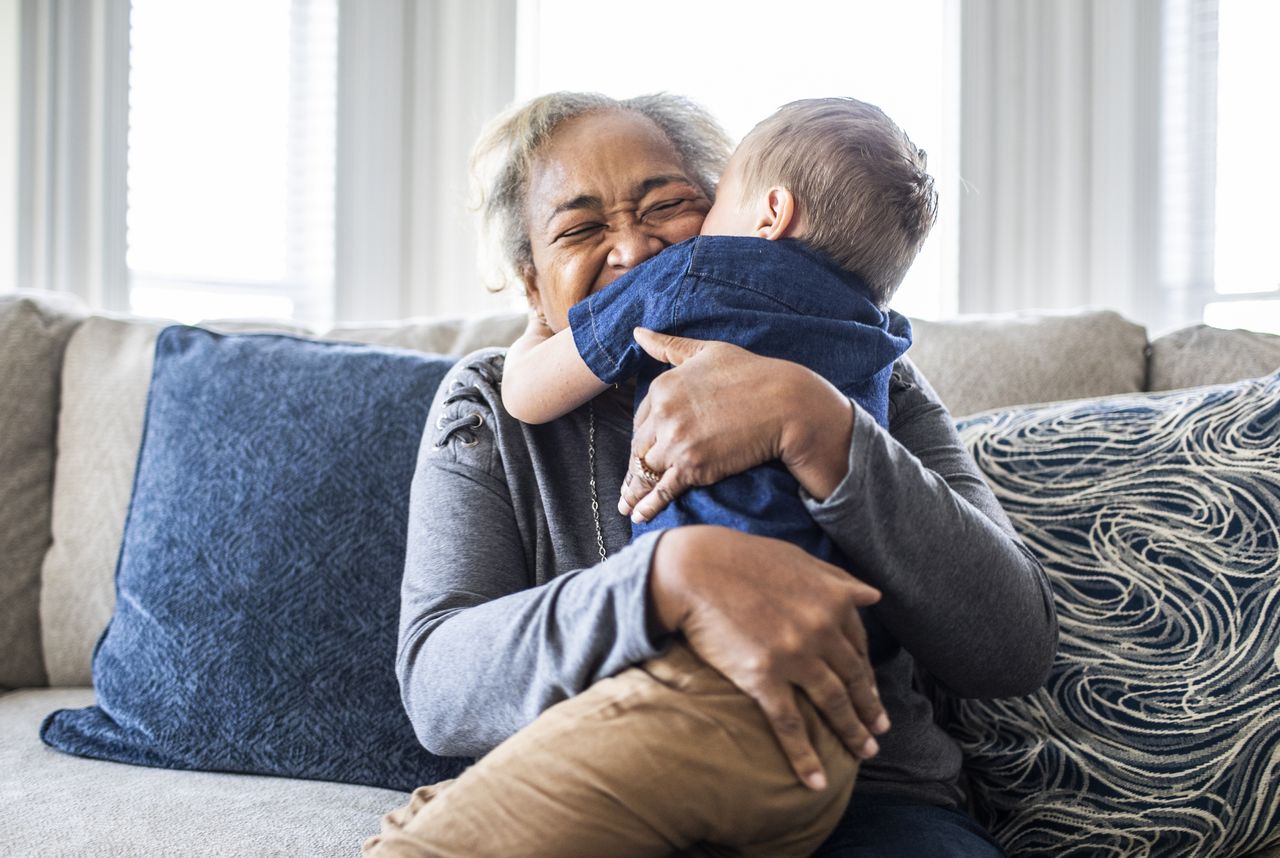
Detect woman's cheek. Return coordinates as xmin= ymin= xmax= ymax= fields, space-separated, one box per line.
xmin=669 ymin=209 xmax=708 ymax=242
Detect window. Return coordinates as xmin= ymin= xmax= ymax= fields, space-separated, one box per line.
xmin=1203 ymin=1 xmax=1280 ymax=333
xmin=126 ymin=0 xmax=337 ymax=327
xmin=516 ymin=0 xmax=960 ymax=320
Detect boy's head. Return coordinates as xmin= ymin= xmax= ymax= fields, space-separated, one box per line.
xmin=701 ymin=97 xmax=938 ymax=307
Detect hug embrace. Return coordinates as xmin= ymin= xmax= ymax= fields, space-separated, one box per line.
xmin=364 ymin=91 xmax=1057 ymax=857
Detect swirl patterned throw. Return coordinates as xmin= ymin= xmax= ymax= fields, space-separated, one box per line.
xmin=947 ymin=370 xmax=1280 ymax=858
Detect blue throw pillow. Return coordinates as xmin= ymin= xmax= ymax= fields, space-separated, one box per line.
xmin=943 ymin=370 xmax=1280 ymax=857
xmin=41 ymin=326 xmax=471 ymax=791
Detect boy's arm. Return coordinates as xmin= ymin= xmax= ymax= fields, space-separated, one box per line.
xmin=502 ymin=312 xmax=608 ymax=424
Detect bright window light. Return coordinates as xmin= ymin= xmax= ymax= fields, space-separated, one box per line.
xmin=517 ymin=0 xmax=959 ymax=321
xmin=127 ymin=0 xmax=337 ymax=326
xmin=1210 ymin=0 xmax=1280 ymax=332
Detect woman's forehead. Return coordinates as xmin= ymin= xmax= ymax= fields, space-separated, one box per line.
xmin=526 ymin=112 xmax=695 ymax=219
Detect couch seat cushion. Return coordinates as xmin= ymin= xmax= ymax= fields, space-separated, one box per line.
xmin=2 ymin=688 xmax=406 ymax=857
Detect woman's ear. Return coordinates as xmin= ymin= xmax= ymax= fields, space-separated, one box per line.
xmin=754 ymin=187 xmax=801 ymax=241
xmin=519 ymin=264 xmax=546 ymax=324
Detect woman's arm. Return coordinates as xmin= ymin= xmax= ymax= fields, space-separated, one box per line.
xmin=502 ymin=313 xmax=608 ymax=424
xmin=621 ymin=331 xmax=1057 ymax=698
xmin=799 ymin=357 xmax=1058 ymax=698
xmin=398 ymin=357 xmax=666 ymax=756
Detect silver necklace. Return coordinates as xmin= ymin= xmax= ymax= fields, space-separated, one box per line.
xmin=588 ymin=402 xmax=609 ymax=568
xmin=587 ymin=401 xmax=608 ymax=563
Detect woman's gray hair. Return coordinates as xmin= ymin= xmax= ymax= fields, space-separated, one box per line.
xmin=469 ymin=92 xmax=732 ymax=290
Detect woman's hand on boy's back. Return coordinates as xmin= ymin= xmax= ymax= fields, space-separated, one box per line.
xmin=621 ymin=328 xmax=856 ymax=522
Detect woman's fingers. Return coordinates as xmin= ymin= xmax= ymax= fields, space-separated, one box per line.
xmin=840 ymin=612 xmax=891 ymax=735
xmin=632 ymin=327 xmax=707 ymax=367
xmin=797 ymin=662 xmax=881 ymax=761
xmin=629 ymin=466 xmax=682 ymax=523
xmin=749 ymin=682 xmax=831 ymax=791
xmin=653 ymin=528 xmax=891 ymax=790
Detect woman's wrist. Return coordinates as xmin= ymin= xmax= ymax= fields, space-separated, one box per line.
xmin=648 ymin=528 xmax=696 ymax=634
xmin=778 ymin=365 xmax=855 ymax=502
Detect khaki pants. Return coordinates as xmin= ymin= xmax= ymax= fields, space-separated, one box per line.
xmin=362 ymin=643 xmax=858 ymax=858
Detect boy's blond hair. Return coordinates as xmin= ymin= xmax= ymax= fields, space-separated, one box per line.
xmin=737 ymin=98 xmax=938 ymax=306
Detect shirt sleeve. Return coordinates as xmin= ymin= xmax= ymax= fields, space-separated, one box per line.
xmin=803 ymin=356 xmax=1059 ymax=699
xmin=396 ymin=358 xmax=669 ymax=757
xmin=567 ymin=246 xmax=691 ymax=385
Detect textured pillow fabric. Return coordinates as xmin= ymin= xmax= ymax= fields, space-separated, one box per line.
xmin=41 ymin=315 xmax=320 ymax=687
xmin=944 ymin=371 xmax=1280 ymax=857
xmin=40 ymin=326 xmax=470 ymax=790
xmin=0 ymin=292 xmax=86 ymax=689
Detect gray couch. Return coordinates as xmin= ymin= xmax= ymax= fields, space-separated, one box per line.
xmin=3 ymin=290 xmax=1279 ymax=857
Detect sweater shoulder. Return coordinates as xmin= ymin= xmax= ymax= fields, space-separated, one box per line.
xmin=424 ymin=347 xmax=511 ymax=474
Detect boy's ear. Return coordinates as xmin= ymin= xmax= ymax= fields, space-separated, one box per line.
xmin=754 ymin=186 xmax=801 ymax=241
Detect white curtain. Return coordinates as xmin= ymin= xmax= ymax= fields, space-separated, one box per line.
xmin=958 ymin=0 xmax=1217 ymax=334
xmin=335 ymin=0 xmax=518 ymax=323
xmin=16 ymin=0 xmax=128 ymax=308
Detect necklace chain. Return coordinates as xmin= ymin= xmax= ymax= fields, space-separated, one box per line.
xmin=588 ymin=401 xmax=608 ymax=563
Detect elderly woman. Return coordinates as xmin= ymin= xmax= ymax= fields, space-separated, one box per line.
xmin=375 ymin=92 xmax=1056 ymax=857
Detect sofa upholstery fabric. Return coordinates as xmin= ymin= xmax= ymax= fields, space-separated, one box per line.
xmin=1148 ymin=324 xmax=1280 ymax=392
xmin=909 ymin=309 xmax=1149 ymax=418
xmin=324 ymin=312 xmax=526 ymax=356
xmin=2 ymin=688 xmax=407 ymax=857
xmin=39 ymin=316 xmax=162 ymax=686
xmin=0 ymin=293 xmax=85 ymax=689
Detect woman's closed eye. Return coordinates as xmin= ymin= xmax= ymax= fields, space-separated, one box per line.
xmin=642 ymin=199 xmax=691 ymax=220
xmin=554 ymin=223 xmax=605 ymax=242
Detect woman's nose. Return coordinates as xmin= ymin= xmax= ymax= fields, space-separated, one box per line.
xmin=606 ymin=225 xmax=665 ymax=271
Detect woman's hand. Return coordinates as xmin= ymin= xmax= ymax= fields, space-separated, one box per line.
xmin=650 ymin=526 xmax=890 ymax=791
xmin=620 ymin=328 xmax=856 ymax=522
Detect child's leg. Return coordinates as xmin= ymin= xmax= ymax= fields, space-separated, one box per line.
xmin=361 ymin=643 xmax=858 ymax=858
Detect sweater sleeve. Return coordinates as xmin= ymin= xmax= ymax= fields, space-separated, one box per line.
xmin=803 ymin=357 xmax=1059 ymax=699
xmin=396 ymin=357 xmax=669 ymax=757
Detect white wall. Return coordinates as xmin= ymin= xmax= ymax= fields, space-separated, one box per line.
xmin=0 ymin=0 xmax=18 ymax=294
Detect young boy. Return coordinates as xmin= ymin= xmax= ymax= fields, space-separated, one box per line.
xmin=364 ymin=98 xmax=937 ymax=858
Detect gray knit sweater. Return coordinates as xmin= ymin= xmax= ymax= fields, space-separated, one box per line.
xmin=397 ymin=348 xmax=1057 ymax=809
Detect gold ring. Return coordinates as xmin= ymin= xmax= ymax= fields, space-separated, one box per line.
xmin=634 ymin=454 xmax=662 ymax=486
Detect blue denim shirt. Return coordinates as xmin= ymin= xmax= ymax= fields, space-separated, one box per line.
xmin=568 ymin=236 xmax=912 ymax=657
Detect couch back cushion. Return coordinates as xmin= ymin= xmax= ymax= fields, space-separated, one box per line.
xmin=0 ymin=293 xmax=86 ymax=689
xmin=40 ymin=317 xmax=162 ymax=686
xmin=908 ymin=309 xmax=1149 ymax=418
xmin=40 ymin=326 xmax=470 ymax=789
xmin=1148 ymin=324 xmax=1280 ymax=392
xmin=944 ymin=371 xmax=1280 ymax=857
xmin=323 ymin=312 xmax=526 ymax=355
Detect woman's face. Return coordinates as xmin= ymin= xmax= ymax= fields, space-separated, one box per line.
xmin=521 ymin=111 xmax=712 ymax=331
